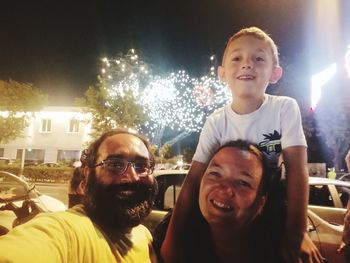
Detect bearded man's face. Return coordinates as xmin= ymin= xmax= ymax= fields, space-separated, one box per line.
xmin=83 ymin=133 xmax=157 ymax=230
xmin=83 ymin=168 xmax=157 ymax=229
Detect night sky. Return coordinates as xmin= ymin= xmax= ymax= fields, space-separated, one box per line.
xmin=1 ymin=1 xmax=349 ymax=105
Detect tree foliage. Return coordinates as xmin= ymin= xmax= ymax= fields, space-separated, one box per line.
xmin=149 ymin=144 xmax=159 ymax=157
xmin=313 ymin=72 xmax=350 ymax=171
xmin=76 ymin=50 xmax=150 ymax=141
xmin=76 ymin=83 xmax=147 ymax=141
xmin=182 ymin=147 xmax=194 ymax=163
xmin=0 ymin=80 xmax=47 ymax=144
xmin=160 ymin=143 xmax=172 ymax=159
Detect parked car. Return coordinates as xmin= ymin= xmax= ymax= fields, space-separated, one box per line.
xmin=148 ymin=170 xmax=350 ymax=222
xmin=338 ymin=173 xmax=350 ymax=182
xmin=37 ymin=162 xmax=61 ymax=168
xmin=308 ymin=176 xmax=350 ymax=225
xmin=0 ymin=171 xmax=66 ymax=234
xmin=142 ymin=170 xmax=347 ymax=262
xmin=170 ymin=163 xmax=190 ymax=170
xmin=0 ymin=158 xmax=11 ymax=165
xmin=307 ymin=209 xmax=345 ymax=262
xmin=23 ymin=159 xmax=41 ymax=166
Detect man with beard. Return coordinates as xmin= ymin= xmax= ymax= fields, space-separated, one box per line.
xmin=0 ymin=129 xmax=158 ymax=263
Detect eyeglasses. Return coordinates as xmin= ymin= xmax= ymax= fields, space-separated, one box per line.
xmin=94 ymin=157 xmax=154 ymax=177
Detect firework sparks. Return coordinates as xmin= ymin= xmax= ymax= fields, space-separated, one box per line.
xmin=99 ymin=50 xmax=230 ymax=142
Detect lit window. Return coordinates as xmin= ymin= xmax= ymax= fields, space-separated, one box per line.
xmin=68 ymin=119 xmax=79 ymax=133
xmin=41 ymin=119 xmax=52 ymax=133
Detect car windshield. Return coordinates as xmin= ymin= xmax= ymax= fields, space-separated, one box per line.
xmin=309 ymin=184 xmax=334 ymax=207
xmin=0 ymin=172 xmax=37 ymax=202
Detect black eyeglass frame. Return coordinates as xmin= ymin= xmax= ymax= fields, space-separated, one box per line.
xmin=94 ymin=158 xmax=155 ymax=177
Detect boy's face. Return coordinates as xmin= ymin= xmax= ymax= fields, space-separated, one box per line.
xmin=218 ymin=35 xmax=282 ymax=101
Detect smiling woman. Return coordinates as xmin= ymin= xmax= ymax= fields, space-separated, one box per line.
xmin=153 ymin=140 xmax=283 ymax=263
xmin=192 ymin=141 xmax=272 ymax=262
xmin=199 ymin=143 xmax=265 ymax=233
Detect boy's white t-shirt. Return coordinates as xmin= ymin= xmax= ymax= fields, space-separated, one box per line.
xmin=193 ymin=94 xmax=307 ymax=167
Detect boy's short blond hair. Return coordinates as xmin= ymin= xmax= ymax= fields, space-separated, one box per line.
xmin=222 ymin=27 xmax=280 ymax=67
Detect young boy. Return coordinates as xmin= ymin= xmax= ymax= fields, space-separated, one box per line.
xmin=161 ymin=27 xmax=322 ymax=263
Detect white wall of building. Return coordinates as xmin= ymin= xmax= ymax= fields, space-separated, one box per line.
xmin=0 ymin=106 xmax=92 ymax=164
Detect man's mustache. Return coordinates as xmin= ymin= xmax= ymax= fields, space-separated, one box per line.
xmin=103 ymin=181 xmax=158 ymax=204
xmin=105 ymin=182 xmax=154 ymax=192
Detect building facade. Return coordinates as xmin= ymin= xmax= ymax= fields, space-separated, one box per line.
xmin=0 ymin=106 xmax=92 ymax=165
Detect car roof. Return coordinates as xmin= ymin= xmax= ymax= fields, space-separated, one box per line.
xmin=152 ymin=169 xmax=187 ymax=178
xmin=309 ymin=176 xmax=350 ymax=187
xmin=152 ymin=171 xmax=350 ymax=186
xmin=0 ymin=170 xmax=29 ymax=186
xmin=151 ymin=172 xmax=350 ymax=187
xmin=339 ymin=173 xmax=350 ymax=179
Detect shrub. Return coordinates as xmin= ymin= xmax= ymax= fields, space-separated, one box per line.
xmin=0 ymin=165 xmax=73 ymax=183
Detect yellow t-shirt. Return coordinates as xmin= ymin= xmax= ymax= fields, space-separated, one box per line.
xmin=0 ymin=205 xmax=153 ymax=263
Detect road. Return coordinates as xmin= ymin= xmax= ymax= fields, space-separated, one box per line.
xmin=35 ymin=183 xmax=68 ymax=207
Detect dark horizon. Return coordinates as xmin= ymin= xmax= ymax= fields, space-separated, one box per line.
xmin=1 ymin=1 xmax=307 ymax=105
xmin=1 ymin=1 xmax=349 ymax=105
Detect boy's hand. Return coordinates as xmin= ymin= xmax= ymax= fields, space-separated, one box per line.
xmin=337 ymin=242 xmax=346 ymax=252
xmin=282 ymin=146 xmax=324 ymax=262
xmin=282 ymin=232 xmax=323 ymax=263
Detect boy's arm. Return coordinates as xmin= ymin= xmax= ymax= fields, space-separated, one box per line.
xmin=149 ymin=243 xmax=158 ymax=263
xmin=160 ymin=161 xmax=207 ymax=263
xmin=282 ymin=146 xmax=322 ymax=263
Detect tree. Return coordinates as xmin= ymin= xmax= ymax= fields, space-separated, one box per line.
xmin=160 ymin=144 xmax=172 ymax=159
xmin=313 ymin=72 xmax=350 ymax=171
xmin=76 ymin=84 xmax=147 ymax=140
xmin=182 ymin=147 xmax=194 ymax=163
xmin=76 ymin=49 xmax=149 ymax=140
xmin=149 ymin=144 xmax=159 ymax=157
xmin=0 ymin=80 xmax=47 ymax=144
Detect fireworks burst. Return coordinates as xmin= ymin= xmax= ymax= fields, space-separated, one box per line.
xmin=99 ymin=49 xmax=230 ymax=143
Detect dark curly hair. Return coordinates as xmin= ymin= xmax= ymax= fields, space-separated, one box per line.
xmin=70 ymin=167 xmax=84 ymax=193
xmin=84 ymin=129 xmax=155 ymax=168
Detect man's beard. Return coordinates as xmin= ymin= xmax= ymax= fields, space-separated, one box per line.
xmin=83 ymin=170 xmax=157 ymax=230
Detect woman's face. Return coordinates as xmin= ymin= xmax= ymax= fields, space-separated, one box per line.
xmin=199 ymin=146 xmax=266 ymax=231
